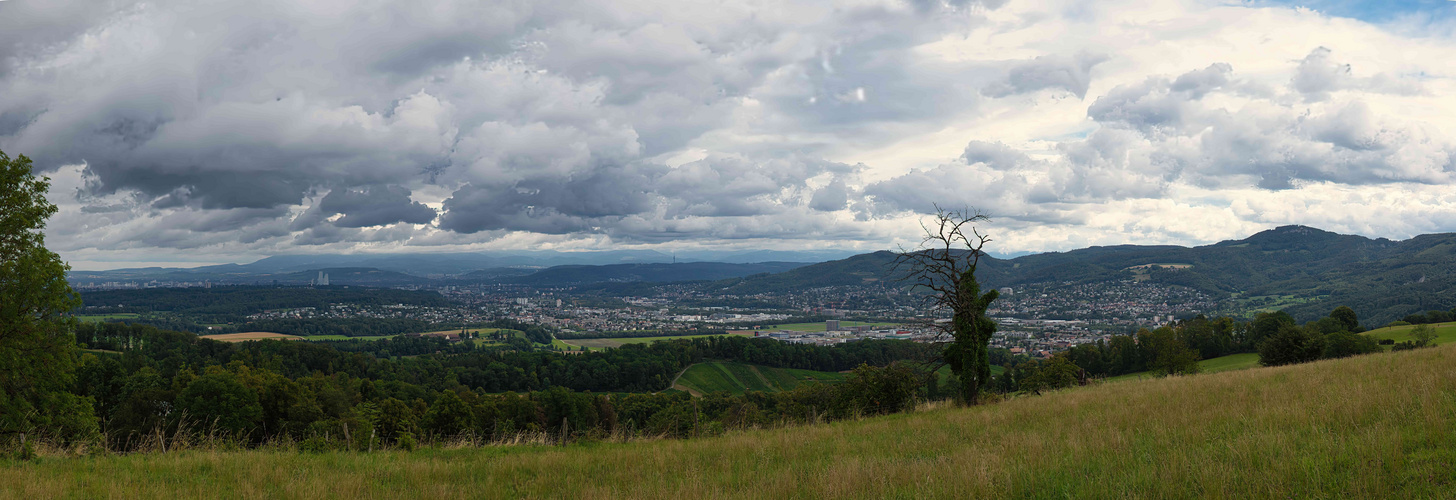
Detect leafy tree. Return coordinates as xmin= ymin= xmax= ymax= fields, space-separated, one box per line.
xmin=1018 ymin=355 xmax=1079 ymax=395
xmin=1257 ymin=325 xmax=1325 ymax=366
xmin=1249 ymin=311 xmax=1296 ymax=349
xmin=1329 ymin=306 xmax=1360 ymax=333
xmin=423 ymin=390 xmax=474 ymax=438
xmin=1140 ymin=327 xmax=1201 ymax=376
xmin=0 ymin=150 xmax=98 ymax=445
xmin=1321 ymin=331 xmax=1380 ymax=359
xmin=1410 ymin=324 xmax=1437 ymax=348
xmin=176 ymin=370 xmax=262 ymax=435
xmin=896 ymin=207 xmax=999 ymax=405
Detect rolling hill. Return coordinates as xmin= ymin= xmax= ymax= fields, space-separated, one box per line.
xmin=706 ymin=226 xmax=1456 ymax=325
xmin=506 ymin=262 xmax=813 ymax=286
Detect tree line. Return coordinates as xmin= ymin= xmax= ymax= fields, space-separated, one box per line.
xmin=52 ymin=321 xmax=940 ymax=452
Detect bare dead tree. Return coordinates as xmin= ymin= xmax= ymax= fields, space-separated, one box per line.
xmin=894 ymin=205 xmax=1000 ymax=405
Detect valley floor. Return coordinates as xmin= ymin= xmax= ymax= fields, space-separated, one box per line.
xmin=6 ymin=344 xmax=1456 ymax=498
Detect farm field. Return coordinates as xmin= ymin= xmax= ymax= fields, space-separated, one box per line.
xmin=674 ymin=361 xmax=847 ymax=394
xmin=9 ymin=341 xmax=1455 ymax=498
xmin=1103 ymin=352 xmax=1261 ymax=382
xmin=75 ymin=313 xmax=139 ymax=322
xmin=199 ymin=332 xmax=300 ymax=342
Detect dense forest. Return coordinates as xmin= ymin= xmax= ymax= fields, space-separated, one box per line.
xmin=64 ymin=322 xmax=937 ymax=451
xmin=79 ymin=286 xmax=453 ymax=317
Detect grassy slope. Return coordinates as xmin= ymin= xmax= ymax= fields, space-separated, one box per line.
xmin=1364 ymin=321 xmax=1456 ymax=349
xmin=676 ymin=362 xmax=846 ymax=394
xmin=1105 ymin=352 xmax=1262 ymax=382
xmin=9 ymin=344 xmax=1456 ymax=498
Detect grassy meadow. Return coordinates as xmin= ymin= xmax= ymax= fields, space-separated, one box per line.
xmin=1105 ymin=352 xmax=1262 ymax=382
xmin=10 ymin=340 xmax=1456 ymax=497
xmin=74 ymin=313 xmax=140 ymax=323
xmin=1364 ymin=321 xmax=1456 ymax=349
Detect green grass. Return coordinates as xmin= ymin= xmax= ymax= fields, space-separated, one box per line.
xmin=760 ymin=321 xmax=899 ymax=332
xmin=1363 ymin=321 xmax=1456 ymax=349
xmin=10 ymin=343 xmax=1456 ymax=497
xmin=675 ymin=362 xmax=845 ymax=394
xmin=74 ymin=313 xmax=139 ymax=322
xmin=1104 ymin=352 xmax=1262 ymax=382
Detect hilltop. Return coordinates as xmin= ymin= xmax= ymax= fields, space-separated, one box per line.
xmin=707 ymin=226 xmax=1456 ymax=325
xmin=8 ymin=338 xmax=1454 ymax=498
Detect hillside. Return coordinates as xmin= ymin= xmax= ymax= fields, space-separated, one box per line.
xmin=9 ymin=341 xmax=1455 ymax=497
xmin=672 ymin=362 xmax=847 ymax=394
xmin=505 ymin=261 xmax=813 ymax=286
xmin=708 ymin=226 xmax=1456 ymax=325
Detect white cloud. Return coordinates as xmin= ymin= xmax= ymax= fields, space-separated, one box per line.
xmin=3 ymin=0 xmax=1456 ymax=267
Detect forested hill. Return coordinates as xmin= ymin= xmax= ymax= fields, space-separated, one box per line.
xmin=706 ymin=226 xmax=1456 ymax=325
xmin=502 ymin=261 xmax=813 ymax=286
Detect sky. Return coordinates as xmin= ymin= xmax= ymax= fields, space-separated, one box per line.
xmin=3 ymin=0 xmax=1456 ymax=270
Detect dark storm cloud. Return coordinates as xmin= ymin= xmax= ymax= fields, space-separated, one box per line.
xmin=317 ymin=185 xmax=437 ymax=228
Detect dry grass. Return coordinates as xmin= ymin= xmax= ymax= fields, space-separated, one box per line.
xmin=198 ymin=332 xmax=300 ymax=342
xmin=6 ymin=345 xmax=1456 ymax=498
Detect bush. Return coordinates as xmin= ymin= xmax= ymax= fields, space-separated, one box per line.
xmin=1378 ymin=339 xmax=1395 ymax=345
xmin=1321 ymin=332 xmax=1380 ymax=359
xmin=1258 ymin=325 xmax=1325 ymax=366
xmin=298 ymin=435 xmax=330 ymax=454
xmin=1386 ymin=321 xmax=1411 ymax=327
xmin=396 ymin=432 xmax=416 ymax=452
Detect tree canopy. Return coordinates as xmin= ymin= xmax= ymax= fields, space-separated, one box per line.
xmin=0 ymin=150 xmax=98 ymax=444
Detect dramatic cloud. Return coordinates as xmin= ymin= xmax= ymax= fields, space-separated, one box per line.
xmin=3 ymin=0 xmax=1456 ymax=268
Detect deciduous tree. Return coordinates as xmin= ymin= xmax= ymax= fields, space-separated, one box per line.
xmin=0 ymin=150 xmax=98 ymax=445
xmin=895 ymin=206 xmax=999 ymax=405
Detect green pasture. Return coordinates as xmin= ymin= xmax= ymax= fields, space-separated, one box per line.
xmin=1363 ymin=321 xmax=1456 ymax=349
xmin=1104 ymin=352 xmax=1262 ymax=382
xmin=74 ymin=313 xmax=139 ymax=323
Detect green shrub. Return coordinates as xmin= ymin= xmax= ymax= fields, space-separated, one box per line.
xmin=396 ymin=432 xmax=416 ymax=452
xmin=1258 ymin=325 xmax=1325 ymax=366
xmin=1322 ymin=332 xmax=1380 ymax=359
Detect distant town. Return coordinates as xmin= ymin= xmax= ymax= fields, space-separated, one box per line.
xmin=79 ymin=273 xmax=1217 ymax=358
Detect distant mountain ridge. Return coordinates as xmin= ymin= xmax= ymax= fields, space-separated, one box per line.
xmin=66 ymin=226 xmax=1456 ymax=325
xmin=707 ymin=225 xmax=1453 ymax=325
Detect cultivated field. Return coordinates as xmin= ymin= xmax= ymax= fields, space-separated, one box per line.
xmin=8 ymin=341 xmax=1456 ymax=498
xmin=74 ymin=313 xmax=139 ymax=323
xmin=198 ymin=332 xmax=301 ymax=342
xmin=674 ymin=361 xmax=846 ymax=394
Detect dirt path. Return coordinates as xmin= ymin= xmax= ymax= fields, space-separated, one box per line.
xmin=662 ymin=364 xmax=702 ymax=396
